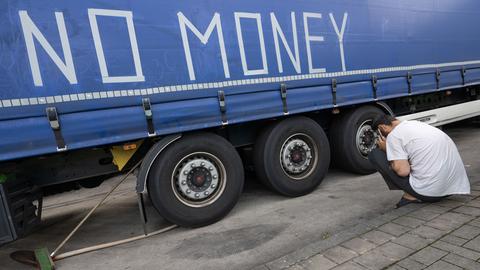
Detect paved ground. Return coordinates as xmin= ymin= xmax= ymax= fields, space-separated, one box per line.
xmin=270 ymin=186 xmax=480 ymax=270
xmin=0 ymin=122 xmax=479 ymax=270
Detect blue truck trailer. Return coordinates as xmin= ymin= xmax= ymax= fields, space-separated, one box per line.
xmin=1 ymin=0 xmax=480 ymax=243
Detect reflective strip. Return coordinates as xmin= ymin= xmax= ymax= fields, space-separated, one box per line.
xmin=1 ymin=59 xmax=480 ymax=107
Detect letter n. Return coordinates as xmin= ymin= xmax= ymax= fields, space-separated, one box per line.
xmin=19 ymin=11 xmax=77 ymax=87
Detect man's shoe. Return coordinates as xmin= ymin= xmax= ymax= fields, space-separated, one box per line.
xmin=395 ymin=197 xmax=421 ymax=209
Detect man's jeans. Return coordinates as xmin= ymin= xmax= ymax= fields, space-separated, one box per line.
xmin=368 ymin=149 xmax=444 ymax=203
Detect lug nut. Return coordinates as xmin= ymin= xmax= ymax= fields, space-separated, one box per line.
xmin=211 ymin=184 xmax=216 ymax=188
xmin=183 ymin=170 xmax=189 ymax=175
xmin=204 ymin=191 xmax=209 ymax=196
xmin=191 ymin=164 xmax=196 ymax=168
xmin=195 ymin=193 xmax=200 ymax=198
xmin=209 ymin=166 xmax=213 ymax=171
xmin=201 ymin=162 xmax=205 ymax=167
xmin=186 ymin=189 xmax=191 ymax=194
xmin=213 ymin=175 xmax=217 ymax=179
xmin=182 ymin=181 xmax=186 ymax=185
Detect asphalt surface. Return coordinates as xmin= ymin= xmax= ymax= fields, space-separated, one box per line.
xmin=0 ymin=122 xmax=478 ymax=270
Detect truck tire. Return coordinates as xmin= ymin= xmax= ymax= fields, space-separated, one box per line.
xmin=253 ymin=117 xmax=330 ymax=197
xmin=330 ymin=106 xmax=383 ymax=175
xmin=147 ymin=133 xmax=244 ymax=227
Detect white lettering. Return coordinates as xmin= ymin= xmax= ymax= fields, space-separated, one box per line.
xmin=19 ymin=11 xmax=77 ymax=87
xmin=177 ymin=12 xmax=230 ymax=81
xmin=270 ymin=12 xmax=301 ymax=74
xmin=88 ymin=9 xmax=144 ymax=84
xmin=303 ymin=12 xmax=326 ymax=74
xmin=329 ymin=13 xmax=348 ymax=72
xmin=235 ymin=12 xmax=268 ymax=76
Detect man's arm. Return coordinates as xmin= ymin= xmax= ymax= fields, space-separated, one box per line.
xmin=391 ymin=160 xmax=410 ymax=177
xmin=377 ymin=135 xmax=411 ymax=177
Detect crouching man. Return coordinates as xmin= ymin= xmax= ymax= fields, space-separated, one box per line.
xmin=368 ymin=115 xmax=471 ymax=208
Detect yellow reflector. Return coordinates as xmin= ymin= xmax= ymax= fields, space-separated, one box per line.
xmin=123 ymin=143 xmax=137 ymax=151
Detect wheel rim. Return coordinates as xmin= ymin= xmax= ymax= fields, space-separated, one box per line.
xmin=171 ymin=152 xmax=226 ymax=208
xmin=279 ymin=133 xmax=319 ymax=180
xmin=356 ymin=120 xmax=378 ymax=158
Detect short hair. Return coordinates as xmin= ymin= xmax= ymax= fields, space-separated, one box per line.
xmin=372 ymin=114 xmax=396 ymax=130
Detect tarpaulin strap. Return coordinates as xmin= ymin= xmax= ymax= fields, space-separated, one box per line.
xmin=46 ymin=107 xmax=67 ymax=151
xmin=331 ymin=79 xmax=338 ymax=107
xmin=371 ymin=75 xmax=378 ymax=100
xmin=407 ymin=72 xmax=413 ymax=95
xmin=142 ymin=98 xmax=156 ymax=137
xmin=280 ymin=83 xmax=288 ymax=115
xmin=461 ymin=67 xmax=467 ymax=86
xmin=436 ymin=69 xmax=441 ymax=90
xmin=218 ymin=90 xmax=228 ymax=125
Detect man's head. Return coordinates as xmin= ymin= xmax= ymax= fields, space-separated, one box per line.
xmin=372 ymin=114 xmax=398 ymax=137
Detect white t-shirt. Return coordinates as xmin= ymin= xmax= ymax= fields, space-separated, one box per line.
xmin=386 ymin=120 xmax=470 ymax=197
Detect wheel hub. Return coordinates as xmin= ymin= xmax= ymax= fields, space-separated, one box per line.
xmin=177 ymin=157 xmax=219 ymax=201
xmin=291 ymin=150 xmax=304 ymax=164
xmin=281 ymin=138 xmax=313 ymax=175
xmin=192 ymin=171 xmax=207 ymax=187
xmin=356 ymin=121 xmax=378 ymax=157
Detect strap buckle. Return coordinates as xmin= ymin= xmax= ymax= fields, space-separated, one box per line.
xmin=46 ymin=107 xmax=67 ymax=151
xmin=218 ymin=91 xmax=228 ymax=125
xmin=142 ymin=98 xmax=156 ymax=137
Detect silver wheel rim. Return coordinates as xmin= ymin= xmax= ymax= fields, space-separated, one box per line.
xmin=171 ymin=152 xmax=226 ymax=208
xmin=356 ymin=120 xmax=378 ymax=158
xmin=279 ymin=133 xmax=319 ymax=180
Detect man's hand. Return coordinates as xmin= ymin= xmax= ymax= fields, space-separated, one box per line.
xmin=377 ymin=133 xmax=387 ymax=152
